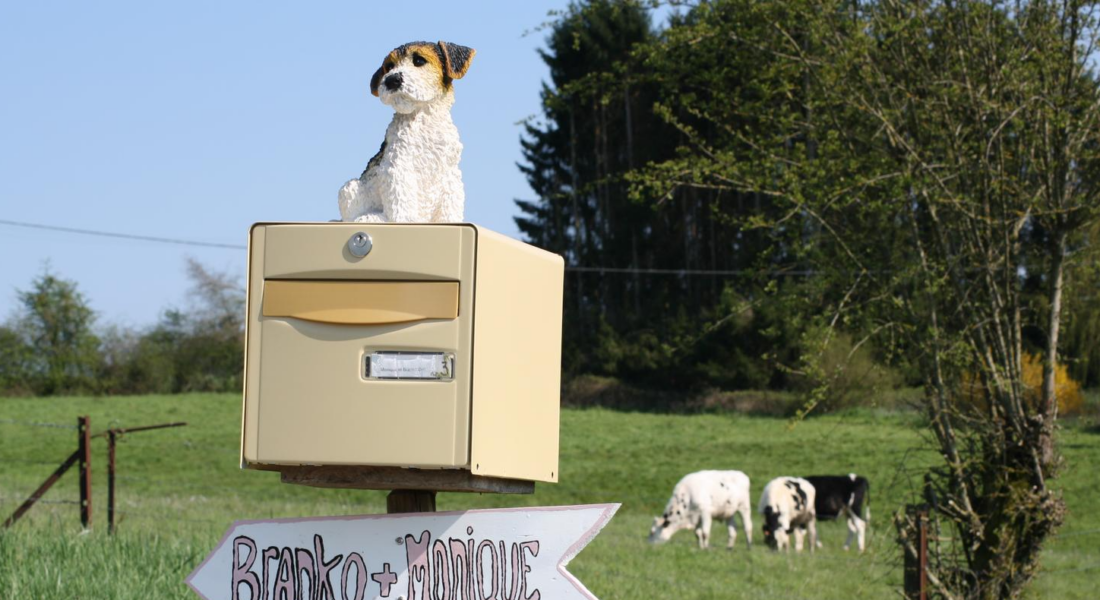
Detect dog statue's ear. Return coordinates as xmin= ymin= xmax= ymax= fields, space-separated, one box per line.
xmin=370 ymin=65 xmax=385 ymax=97
xmin=437 ymin=41 xmax=476 ymax=82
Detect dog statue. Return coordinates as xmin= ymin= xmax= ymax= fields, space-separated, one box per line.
xmin=338 ymin=41 xmax=476 ymax=223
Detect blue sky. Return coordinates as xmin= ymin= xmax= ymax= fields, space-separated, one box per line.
xmin=0 ymin=1 xmax=665 ymax=328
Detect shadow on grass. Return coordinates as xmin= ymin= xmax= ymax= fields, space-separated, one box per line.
xmin=562 ymin=375 xmax=799 ymax=416
xmin=1081 ymin=422 xmax=1100 ymax=435
xmin=562 ymin=375 xmax=925 ymax=422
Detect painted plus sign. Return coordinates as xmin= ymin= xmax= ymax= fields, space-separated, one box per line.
xmin=371 ymin=562 xmax=398 ymax=597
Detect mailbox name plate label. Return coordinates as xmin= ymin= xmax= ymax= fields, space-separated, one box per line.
xmin=365 ymin=351 xmax=455 ymax=380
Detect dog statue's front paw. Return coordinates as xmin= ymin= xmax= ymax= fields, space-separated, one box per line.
xmin=338 ymin=179 xmax=364 ymax=221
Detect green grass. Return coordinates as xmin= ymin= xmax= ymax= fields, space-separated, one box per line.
xmin=1 ymin=394 xmax=1098 ymax=599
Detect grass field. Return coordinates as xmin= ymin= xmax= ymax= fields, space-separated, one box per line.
xmin=1 ymin=393 xmax=1098 ymax=599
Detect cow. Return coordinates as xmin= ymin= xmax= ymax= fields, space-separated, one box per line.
xmin=803 ymin=474 xmax=870 ymax=552
xmin=758 ymin=476 xmax=817 ymax=552
xmin=648 ymin=470 xmax=753 ymax=550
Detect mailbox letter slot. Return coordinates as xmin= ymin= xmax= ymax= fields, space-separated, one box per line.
xmin=261 ymin=280 xmax=459 ymax=325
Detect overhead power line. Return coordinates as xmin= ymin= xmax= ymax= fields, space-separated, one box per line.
xmin=0 ymin=218 xmax=803 ymax=276
xmin=0 ymin=218 xmax=247 ymax=250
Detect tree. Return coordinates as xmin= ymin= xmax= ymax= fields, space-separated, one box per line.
xmin=623 ymin=0 xmax=1100 ymax=596
xmin=96 ymin=258 xmax=245 ymax=395
xmin=517 ymin=0 xmax=807 ymax=390
xmin=1056 ymin=226 xmax=1100 ymax=387
xmin=181 ymin=257 xmax=245 ymax=336
xmin=0 ymin=325 xmax=33 ymax=396
xmin=146 ymin=258 xmax=244 ymax=393
xmin=517 ymin=0 xmax=658 ymax=322
xmin=12 ymin=267 xmax=101 ymax=395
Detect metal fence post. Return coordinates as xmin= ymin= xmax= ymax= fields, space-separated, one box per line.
xmin=91 ymin=421 xmax=186 ymax=534
xmin=1 ymin=449 xmax=80 ymax=528
xmin=78 ymin=415 xmax=92 ymax=529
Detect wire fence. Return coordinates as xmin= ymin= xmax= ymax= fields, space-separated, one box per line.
xmin=2 ymin=457 xmax=76 ymax=466
xmin=113 ymin=509 xmax=223 ymax=525
xmin=0 ymin=418 xmax=78 ymax=430
xmin=0 ymin=496 xmax=79 ymax=506
xmin=2 ymin=414 xmax=1098 ymax=592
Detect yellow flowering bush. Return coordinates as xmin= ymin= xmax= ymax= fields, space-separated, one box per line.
xmin=960 ymin=353 xmax=1084 ymax=416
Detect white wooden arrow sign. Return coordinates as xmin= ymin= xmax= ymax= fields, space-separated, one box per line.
xmin=187 ymin=504 xmax=619 ymax=600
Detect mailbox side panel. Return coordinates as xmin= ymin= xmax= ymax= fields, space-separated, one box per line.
xmin=470 ymin=227 xmax=563 ymax=483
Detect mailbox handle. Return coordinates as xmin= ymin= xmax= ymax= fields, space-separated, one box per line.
xmin=261 ymin=280 xmax=459 ymax=325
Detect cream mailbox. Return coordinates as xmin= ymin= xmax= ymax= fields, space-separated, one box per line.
xmin=241 ymin=223 xmax=564 ymax=485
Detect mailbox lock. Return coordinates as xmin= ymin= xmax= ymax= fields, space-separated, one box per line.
xmin=347 ymin=232 xmax=373 ymax=258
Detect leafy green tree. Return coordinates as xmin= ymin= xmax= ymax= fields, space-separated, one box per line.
xmin=97 ymin=258 xmax=245 ymax=395
xmin=1051 ymin=225 xmax=1100 ymax=388
xmin=0 ymin=325 xmax=33 ymax=396
xmin=172 ymin=258 xmax=244 ymax=392
xmin=1063 ymin=291 xmax=1100 ymax=387
xmin=518 ymin=0 xmax=658 ymax=317
xmin=518 ymin=0 xmax=812 ymax=389
xmin=620 ymin=0 xmax=1100 ymax=595
xmin=12 ymin=267 xmax=101 ymax=395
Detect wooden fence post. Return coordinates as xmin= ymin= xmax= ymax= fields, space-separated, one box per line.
xmin=108 ymin=430 xmax=116 ymax=535
xmin=903 ymin=505 xmax=929 ymax=600
xmin=78 ymin=415 xmax=92 ymax=529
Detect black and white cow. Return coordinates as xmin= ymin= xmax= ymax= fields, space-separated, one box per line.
xmin=758 ymin=476 xmax=817 ymax=552
xmin=803 ymin=474 xmax=870 ymax=552
xmin=648 ymin=470 xmax=754 ymax=550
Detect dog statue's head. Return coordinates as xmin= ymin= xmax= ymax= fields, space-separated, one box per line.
xmin=370 ymin=41 xmax=475 ymax=114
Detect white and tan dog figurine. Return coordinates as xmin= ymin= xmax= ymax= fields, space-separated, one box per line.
xmin=338 ymin=41 xmax=475 ymax=223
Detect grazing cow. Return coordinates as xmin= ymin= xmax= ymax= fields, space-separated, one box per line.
xmin=648 ymin=470 xmax=753 ymax=550
xmin=758 ymin=476 xmax=817 ymax=552
xmin=804 ymin=474 xmax=870 ymax=552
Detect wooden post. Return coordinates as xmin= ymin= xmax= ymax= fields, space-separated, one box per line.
xmin=78 ymin=415 xmax=92 ymax=529
xmin=386 ymin=490 xmax=436 ymax=514
xmin=108 ymin=430 xmax=116 ymax=535
xmin=918 ymin=510 xmax=928 ymax=600
xmin=903 ymin=506 xmax=928 ymax=600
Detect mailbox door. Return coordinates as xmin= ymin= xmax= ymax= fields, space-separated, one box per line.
xmin=242 ymin=224 xmax=476 ymax=468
